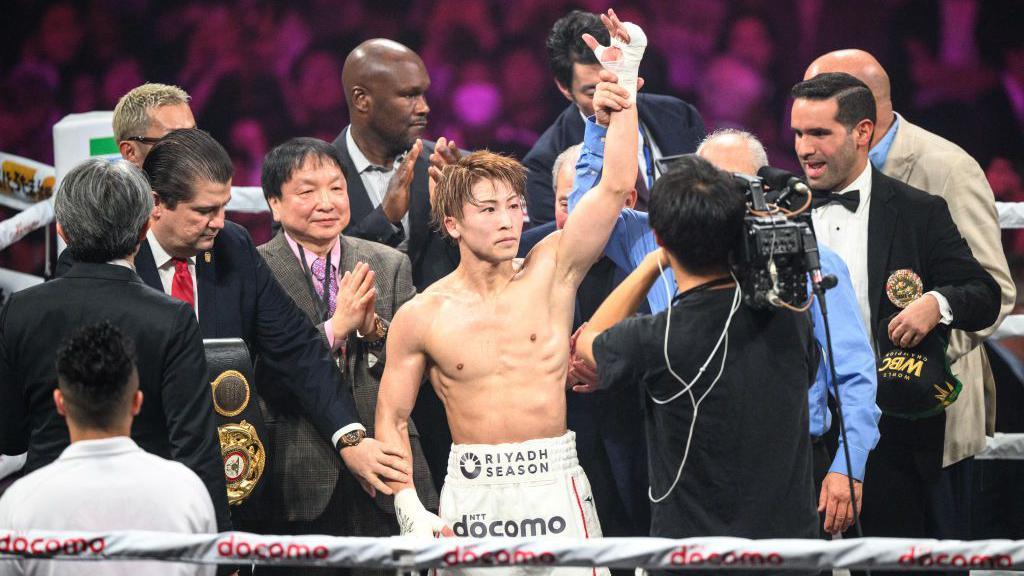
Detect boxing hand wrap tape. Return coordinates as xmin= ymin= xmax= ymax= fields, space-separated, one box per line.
xmin=590 ymin=21 xmax=647 ymax=102
xmin=394 ymin=489 xmax=448 ymax=537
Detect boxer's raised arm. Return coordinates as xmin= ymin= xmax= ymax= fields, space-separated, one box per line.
xmin=556 ymin=76 xmax=638 ymax=285
xmin=556 ymin=13 xmax=644 ymax=286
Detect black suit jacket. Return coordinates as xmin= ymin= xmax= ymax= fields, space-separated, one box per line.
xmin=56 ymin=223 xmax=361 ymax=443
xmin=866 ymin=168 xmax=1001 ymax=470
xmin=332 ymin=126 xmax=460 ymax=290
xmin=865 ymin=167 xmax=1000 ymax=339
xmin=522 ymin=93 xmax=705 ymax=226
xmin=0 ymin=262 xmax=230 ymax=532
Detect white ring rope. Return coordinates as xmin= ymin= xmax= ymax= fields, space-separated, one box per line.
xmin=1 ymin=531 xmax=1023 ymax=571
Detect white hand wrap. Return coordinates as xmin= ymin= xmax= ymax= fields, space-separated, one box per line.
xmin=394 ymin=489 xmax=447 ymax=537
xmin=590 ymin=21 xmax=647 ymax=102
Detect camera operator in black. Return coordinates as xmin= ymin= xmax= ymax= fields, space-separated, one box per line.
xmin=576 ymin=156 xmax=819 ymax=555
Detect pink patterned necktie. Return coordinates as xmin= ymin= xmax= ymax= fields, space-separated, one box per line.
xmin=310 ymin=257 xmax=338 ymax=317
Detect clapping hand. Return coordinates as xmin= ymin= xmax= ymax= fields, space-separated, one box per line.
xmin=330 ymin=262 xmax=377 ymax=341
xmin=381 ymin=139 xmax=422 ymax=224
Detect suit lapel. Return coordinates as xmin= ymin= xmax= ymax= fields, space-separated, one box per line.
xmin=338 ymin=235 xmax=359 ymax=275
xmin=638 ymin=94 xmax=679 ymax=157
xmin=196 ymin=247 xmax=217 ymax=338
xmin=880 ymin=117 xmax=917 ymax=182
xmin=135 ymin=240 xmax=162 ymax=291
xmin=267 ymin=233 xmax=322 ymax=322
xmin=407 ymin=153 xmax=431 ymax=259
xmin=336 ymin=127 xmax=376 ymax=227
xmin=867 ymin=168 xmax=898 ymax=333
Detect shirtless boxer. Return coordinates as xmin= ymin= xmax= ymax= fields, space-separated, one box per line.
xmin=374 ymin=9 xmax=642 ymax=571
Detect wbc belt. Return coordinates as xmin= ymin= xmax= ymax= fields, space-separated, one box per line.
xmin=204 ymin=338 xmax=268 ymax=506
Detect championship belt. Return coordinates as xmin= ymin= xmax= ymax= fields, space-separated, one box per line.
xmin=204 ymin=338 xmax=268 ymax=506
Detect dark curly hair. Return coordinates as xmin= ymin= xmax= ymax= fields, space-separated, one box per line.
xmin=56 ymin=322 xmax=138 ymax=429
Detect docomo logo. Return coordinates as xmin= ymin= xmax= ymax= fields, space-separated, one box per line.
xmin=217 ymin=535 xmax=329 ymax=561
xmin=453 ymin=514 xmax=567 ymax=537
xmin=0 ymin=533 xmax=105 ymax=556
xmin=443 ymin=545 xmax=557 ymax=567
xmin=669 ymin=545 xmax=783 ymax=567
xmin=899 ymin=546 xmax=1013 ymax=569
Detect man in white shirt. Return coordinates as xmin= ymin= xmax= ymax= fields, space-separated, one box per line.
xmin=0 ymin=321 xmax=216 ymax=576
xmin=790 ymin=72 xmax=999 ymax=565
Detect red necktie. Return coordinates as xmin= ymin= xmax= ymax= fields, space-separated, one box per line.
xmin=171 ymin=258 xmax=195 ymax=309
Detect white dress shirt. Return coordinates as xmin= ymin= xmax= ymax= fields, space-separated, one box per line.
xmin=813 ymin=162 xmax=952 ymax=339
xmin=346 ymin=127 xmax=409 ymax=235
xmin=812 ymin=162 xmax=874 ymax=336
xmin=0 ymin=437 xmax=216 ymax=576
xmin=148 ymin=230 xmax=198 ymax=315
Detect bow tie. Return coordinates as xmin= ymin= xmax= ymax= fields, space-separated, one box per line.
xmin=812 ymin=190 xmax=860 ymax=212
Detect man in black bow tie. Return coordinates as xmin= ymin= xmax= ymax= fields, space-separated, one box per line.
xmin=791 ymin=72 xmax=999 ymax=565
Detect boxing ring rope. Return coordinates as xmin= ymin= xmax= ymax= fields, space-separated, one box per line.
xmin=1 ymin=530 xmax=1023 ymax=571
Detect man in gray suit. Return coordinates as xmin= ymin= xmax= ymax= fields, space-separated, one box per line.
xmin=257 ymin=137 xmax=437 ymax=576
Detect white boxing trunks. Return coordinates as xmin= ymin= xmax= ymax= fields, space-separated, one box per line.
xmin=437 ymin=431 xmax=608 ymax=576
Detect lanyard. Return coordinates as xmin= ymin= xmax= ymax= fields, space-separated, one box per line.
xmin=296 ymin=244 xmax=334 ymax=322
xmin=671 ymin=276 xmax=735 ymax=306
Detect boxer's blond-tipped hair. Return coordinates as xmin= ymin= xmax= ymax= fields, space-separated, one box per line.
xmin=432 ymin=151 xmax=526 ymax=239
xmin=112 ymin=83 xmax=191 ymax=142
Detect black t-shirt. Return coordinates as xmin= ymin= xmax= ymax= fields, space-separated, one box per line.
xmin=593 ymin=286 xmax=819 ymax=540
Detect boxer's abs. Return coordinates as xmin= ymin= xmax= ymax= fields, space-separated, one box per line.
xmin=431 ymin=365 xmax=570 ymax=445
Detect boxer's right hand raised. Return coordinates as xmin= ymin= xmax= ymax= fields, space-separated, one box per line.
xmin=395 ymin=489 xmax=455 ymax=537
xmin=591 ymin=71 xmax=643 ymax=127
xmin=582 ymin=8 xmax=647 ymax=102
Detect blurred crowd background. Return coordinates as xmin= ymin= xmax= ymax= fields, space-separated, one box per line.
xmin=1 ymin=0 xmax=1022 ymax=278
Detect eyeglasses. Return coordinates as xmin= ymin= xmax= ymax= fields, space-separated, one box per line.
xmin=124 ymin=136 xmax=162 ymax=145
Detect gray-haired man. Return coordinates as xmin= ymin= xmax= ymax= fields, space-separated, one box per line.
xmin=0 ymin=159 xmax=230 ymax=533
xmin=113 ymin=83 xmax=196 ymax=166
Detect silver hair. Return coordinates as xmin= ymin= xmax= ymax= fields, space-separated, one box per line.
xmin=696 ymin=128 xmax=770 ymax=171
xmin=55 ymin=159 xmax=154 ymax=263
xmin=551 ymin=143 xmax=584 ymax=189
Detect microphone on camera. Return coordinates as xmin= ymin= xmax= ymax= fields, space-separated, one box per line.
xmin=801 ymin=225 xmax=837 ymax=293
xmin=757 ymin=166 xmax=812 ymax=207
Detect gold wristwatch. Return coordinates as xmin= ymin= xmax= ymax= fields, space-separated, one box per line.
xmin=357 ymin=315 xmax=388 ymax=349
xmin=336 ymin=428 xmax=366 ymax=450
